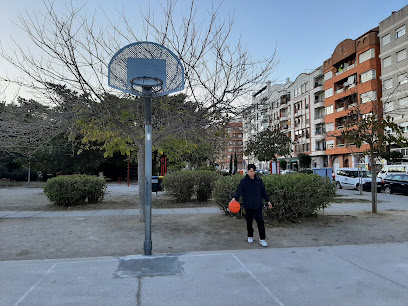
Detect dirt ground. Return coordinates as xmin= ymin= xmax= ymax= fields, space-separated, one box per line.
xmin=1 ymin=183 xmax=408 ymax=261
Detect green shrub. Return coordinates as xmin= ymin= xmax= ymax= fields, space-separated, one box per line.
xmin=162 ymin=171 xmax=196 ymax=202
xmin=212 ymin=174 xmax=243 ymax=213
xmin=162 ymin=170 xmax=221 ymax=202
xmin=43 ymin=175 xmax=106 ymax=206
xmin=212 ymin=173 xmax=336 ymax=221
xmin=298 ymin=169 xmax=313 ymax=174
xmin=196 ymin=166 xmax=217 ymax=171
xmin=194 ymin=170 xmax=220 ymax=201
xmin=263 ymin=174 xmax=336 ymax=222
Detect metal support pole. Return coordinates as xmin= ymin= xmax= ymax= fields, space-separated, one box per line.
xmin=143 ymin=88 xmax=153 ymax=255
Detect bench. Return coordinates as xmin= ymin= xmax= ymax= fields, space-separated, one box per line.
xmin=0 ymin=178 xmax=15 ymax=187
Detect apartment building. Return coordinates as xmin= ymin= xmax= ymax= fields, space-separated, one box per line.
xmin=285 ymin=67 xmax=328 ymax=168
xmin=216 ymin=122 xmax=244 ymax=172
xmin=243 ymin=81 xmax=286 ymax=171
xmin=243 ymin=70 xmax=329 ymax=170
xmin=323 ymin=27 xmax=382 ymax=170
xmin=310 ymin=68 xmax=328 ymax=168
xmin=379 ymin=5 xmax=408 ymax=162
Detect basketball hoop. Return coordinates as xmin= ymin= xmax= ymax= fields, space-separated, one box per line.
xmin=129 ymin=76 xmax=163 ymax=96
xmin=108 ymin=42 xmax=185 ymax=256
xmin=108 ymin=41 xmax=184 ymax=97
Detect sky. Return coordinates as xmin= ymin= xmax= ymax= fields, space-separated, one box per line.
xmin=1 ymin=0 xmax=407 ymax=100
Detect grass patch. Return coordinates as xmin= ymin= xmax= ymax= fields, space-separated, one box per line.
xmin=331 ymin=198 xmax=372 ymax=203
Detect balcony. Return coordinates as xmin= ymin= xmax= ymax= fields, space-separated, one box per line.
xmin=315 ymin=133 xmax=326 ymax=140
xmin=337 ymin=125 xmax=344 ymax=130
xmin=335 ymin=88 xmax=344 ymax=95
xmin=336 ymin=107 xmax=344 ymax=112
xmin=281 ymin=124 xmax=289 ymax=131
xmin=391 ymin=148 xmax=408 ymax=158
xmin=314 ymin=116 xmax=325 ymax=124
xmin=335 ymin=70 xmax=344 ymax=77
xmin=314 ymin=100 xmax=325 ymax=108
xmin=313 ymin=83 xmax=324 ymax=94
xmin=334 ymin=59 xmax=356 ymax=76
xmin=334 ymin=73 xmax=357 ymax=96
xmin=280 ymin=114 xmax=288 ymax=121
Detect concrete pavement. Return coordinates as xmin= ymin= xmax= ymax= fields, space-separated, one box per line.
xmin=1 ymin=186 xmax=408 ymax=305
xmin=1 ymin=243 xmax=408 ymax=306
xmin=0 ymin=207 xmax=219 ymax=219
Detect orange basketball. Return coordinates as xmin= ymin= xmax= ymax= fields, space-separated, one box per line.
xmin=229 ymin=200 xmax=241 ymax=213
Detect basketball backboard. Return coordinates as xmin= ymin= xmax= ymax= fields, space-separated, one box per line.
xmin=108 ymin=41 xmax=184 ymax=96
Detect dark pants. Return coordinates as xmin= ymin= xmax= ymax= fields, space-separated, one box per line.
xmin=245 ymin=208 xmax=266 ymax=240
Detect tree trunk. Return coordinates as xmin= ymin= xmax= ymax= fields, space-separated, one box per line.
xmin=370 ymin=151 xmax=377 ymax=213
xmin=137 ymin=148 xmax=145 ymax=222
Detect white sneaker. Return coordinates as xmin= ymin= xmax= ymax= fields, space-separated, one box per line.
xmin=259 ymin=240 xmax=268 ymax=247
xmin=247 ymin=237 xmax=254 ymax=243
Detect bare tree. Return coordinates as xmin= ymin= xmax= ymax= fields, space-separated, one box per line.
xmin=337 ymin=82 xmax=407 ymax=213
xmin=1 ymin=0 xmax=277 ymax=217
xmin=0 ymin=98 xmax=70 ymax=157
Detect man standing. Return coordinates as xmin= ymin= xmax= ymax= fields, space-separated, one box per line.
xmin=231 ymin=164 xmax=272 ymax=247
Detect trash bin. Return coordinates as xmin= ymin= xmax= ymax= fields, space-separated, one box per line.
xmin=312 ymin=168 xmax=333 ymax=181
xmin=152 ymin=176 xmax=163 ymax=192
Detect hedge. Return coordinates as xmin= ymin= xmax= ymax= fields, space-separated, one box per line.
xmin=162 ymin=170 xmax=220 ymax=202
xmin=212 ymin=174 xmax=336 ymax=222
xmin=43 ymin=175 xmax=106 ymax=206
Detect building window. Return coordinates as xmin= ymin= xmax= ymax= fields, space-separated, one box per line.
xmin=326 ymin=140 xmax=334 ymax=149
xmin=398 ymin=74 xmax=408 ymax=85
xmin=383 ymin=78 xmax=393 ymax=89
xmin=359 ymin=48 xmax=375 ymax=64
xmin=326 ymin=123 xmax=334 ymax=132
xmin=396 ymin=25 xmax=406 ymax=39
xmin=324 ymin=71 xmax=333 ymax=82
xmin=325 ymin=105 xmax=333 ymax=115
xmin=382 ymin=33 xmax=391 ymax=46
xmin=360 ymin=91 xmax=377 ymax=104
xmin=396 ymin=49 xmax=407 ymax=62
xmin=399 ymin=97 xmax=408 ymax=108
xmin=383 ymin=56 xmax=392 ymax=68
xmin=301 ymin=82 xmax=308 ymax=94
xmin=360 ymin=69 xmax=376 ymax=83
xmin=324 ymin=87 xmax=333 ymax=98
xmin=385 ymin=101 xmax=395 ymax=112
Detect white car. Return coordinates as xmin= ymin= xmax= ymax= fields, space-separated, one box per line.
xmin=281 ymin=169 xmax=297 ymax=175
xmin=377 ymin=164 xmax=408 ymax=180
xmin=335 ymin=168 xmax=381 ymax=191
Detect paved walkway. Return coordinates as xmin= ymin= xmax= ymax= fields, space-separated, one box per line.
xmin=2 ymin=186 xmax=408 ymax=305
xmin=0 ymin=207 xmax=219 ymax=219
xmin=1 ymin=242 xmax=408 ymax=305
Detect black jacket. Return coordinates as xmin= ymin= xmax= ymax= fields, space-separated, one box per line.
xmin=233 ymin=174 xmax=270 ymax=210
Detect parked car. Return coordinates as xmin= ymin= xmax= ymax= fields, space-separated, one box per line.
xmin=335 ymin=168 xmax=381 ymax=192
xmin=377 ymin=164 xmax=408 ymax=180
xmin=281 ymin=169 xmax=297 ymax=175
xmin=256 ymin=169 xmax=270 ymax=174
xmin=381 ymin=174 xmax=408 ymax=195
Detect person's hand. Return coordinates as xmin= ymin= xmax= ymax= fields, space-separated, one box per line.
xmin=231 ymin=197 xmax=236 ymax=202
xmin=267 ymin=202 xmax=272 ymax=209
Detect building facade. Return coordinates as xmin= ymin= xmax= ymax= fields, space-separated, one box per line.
xmin=238 ymin=5 xmax=408 ymax=172
xmin=216 ymin=122 xmax=244 ymax=172
xmin=323 ymin=27 xmax=382 ymax=170
xmin=379 ymin=5 xmax=408 ymax=162
xmin=243 ymin=81 xmax=286 ymax=171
